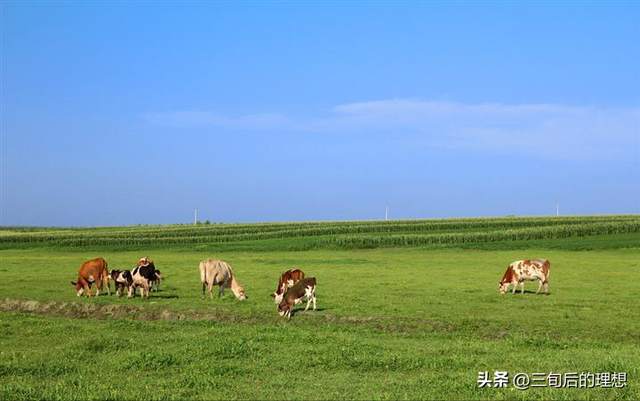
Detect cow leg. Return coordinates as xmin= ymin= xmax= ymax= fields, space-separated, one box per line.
xmin=520 ymin=282 xmax=525 ymax=294
xmin=144 ymin=283 xmax=150 ymax=298
xmin=105 ymin=276 xmax=111 ymax=296
xmin=208 ymin=283 xmax=214 ymax=300
xmin=304 ymin=296 xmax=311 ymax=312
xmin=202 ymin=283 xmax=206 ymax=300
xmin=543 ymin=280 xmax=549 ymax=295
xmin=312 ymin=294 xmax=317 ymax=311
xmin=84 ymin=280 xmax=92 ymax=298
xmin=218 ymin=283 xmax=226 ymax=298
xmin=128 ymin=285 xmax=135 ymax=299
xmin=536 ymin=280 xmax=543 ymax=294
xmin=511 ymin=281 xmax=517 ymax=294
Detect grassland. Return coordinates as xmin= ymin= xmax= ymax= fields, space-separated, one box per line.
xmin=0 ymin=215 xmax=639 ymax=400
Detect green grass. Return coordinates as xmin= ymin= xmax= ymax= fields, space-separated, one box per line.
xmin=0 ymin=217 xmax=639 ymax=400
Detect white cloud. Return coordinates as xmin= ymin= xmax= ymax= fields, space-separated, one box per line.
xmin=141 ymin=99 xmax=640 ymax=161
xmin=319 ymin=99 xmax=640 ymax=160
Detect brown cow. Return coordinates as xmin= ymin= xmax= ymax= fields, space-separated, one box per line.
xmin=277 ymin=277 xmax=317 ymax=321
xmin=71 ymin=257 xmax=111 ymax=297
xmin=271 ymin=269 xmax=305 ymax=305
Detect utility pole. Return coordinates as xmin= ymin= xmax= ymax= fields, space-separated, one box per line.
xmin=556 ymin=201 xmax=560 ymax=216
xmin=194 ymin=208 xmax=198 ymax=225
xmin=385 ymin=203 xmax=388 ymax=221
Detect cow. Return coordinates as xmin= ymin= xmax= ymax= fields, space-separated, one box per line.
xmin=277 ymin=277 xmax=317 ymax=322
xmin=109 ymin=269 xmax=133 ymax=298
xmin=271 ymin=269 xmax=305 ymax=306
xmin=150 ymin=269 xmax=163 ymax=292
xmin=499 ymin=258 xmax=551 ymax=295
xmin=199 ymin=259 xmax=247 ymax=300
xmin=129 ymin=257 xmax=158 ymax=299
xmin=71 ymin=257 xmax=111 ymax=297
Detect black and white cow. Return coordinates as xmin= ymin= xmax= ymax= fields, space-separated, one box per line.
xmin=109 ymin=269 xmax=133 ymax=298
xmin=129 ymin=258 xmax=159 ymax=299
xmin=150 ymin=269 xmax=163 ymax=292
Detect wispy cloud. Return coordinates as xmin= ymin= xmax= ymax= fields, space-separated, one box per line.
xmin=142 ymin=99 xmax=640 ymax=161
xmin=320 ymin=99 xmax=640 ymax=160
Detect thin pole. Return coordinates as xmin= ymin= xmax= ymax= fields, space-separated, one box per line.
xmin=556 ymin=201 xmax=560 ymax=216
xmin=385 ymin=204 xmax=388 ymax=221
xmin=194 ymin=208 xmax=198 ymax=225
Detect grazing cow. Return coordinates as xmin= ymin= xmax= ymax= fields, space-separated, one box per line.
xmin=271 ymin=269 xmax=305 ymax=305
xmin=277 ymin=277 xmax=317 ymax=321
xmin=199 ymin=259 xmax=247 ymax=300
xmin=150 ymin=269 xmax=163 ymax=292
xmin=71 ymin=257 xmax=111 ymax=297
xmin=110 ymin=269 xmax=133 ymax=298
xmin=129 ymin=258 xmax=158 ymax=299
xmin=499 ymin=258 xmax=551 ymax=295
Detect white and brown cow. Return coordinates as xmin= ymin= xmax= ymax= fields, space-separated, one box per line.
xmin=200 ymin=259 xmax=246 ymax=300
xmin=129 ymin=257 xmax=159 ymax=299
xmin=277 ymin=277 xmax=317 ymax=321
xmin=271 ymin=269 xmax=305 ymax=306
xmin=71 ymin=257 xmax=111 ymax=297
xmin=110 ymin=269 xmax=133 ymax=298
xmin=499 ymin=258 xmax=551 ymax=295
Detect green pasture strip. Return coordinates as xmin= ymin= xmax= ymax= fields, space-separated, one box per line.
xmin=0 ymin=312 xmax=637 ymax=401
xmin=0 ymin=247 xmax=638 ymax=400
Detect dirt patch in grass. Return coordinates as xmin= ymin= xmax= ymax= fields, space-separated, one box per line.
xmin=0 ymin=298 xmax=254 ymax=323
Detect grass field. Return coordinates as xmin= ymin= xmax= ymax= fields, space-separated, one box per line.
xmin=1 ymin=216 xmax=639 ymax=400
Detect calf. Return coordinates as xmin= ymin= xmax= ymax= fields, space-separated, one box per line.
xmin=71 ymin=257 xmax=111 ymax=297
xmin=129 ymin=258 xmax=158 ymax=299
xmin=499 ymin=258 xmax=551 ymax=295
xmin=110 ymin=269 xmax=133 ymax=298
xmin=150 ymin=269 xmax=163 ymax=292
xmin=271 ymin=269 xmax=305 ymax=306
xmin=277 ymin=277 xmax=317 ymax=322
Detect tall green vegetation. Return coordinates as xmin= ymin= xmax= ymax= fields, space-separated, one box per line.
xmin=1 ymin=215 xmax=638 ymax=249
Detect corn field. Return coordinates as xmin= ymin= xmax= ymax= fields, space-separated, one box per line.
xmin=1 ymin=215 xmax=638 ymax=250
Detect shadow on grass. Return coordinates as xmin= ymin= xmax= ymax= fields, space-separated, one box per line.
xmin=503 ymin=290 xmax=551 ymax=296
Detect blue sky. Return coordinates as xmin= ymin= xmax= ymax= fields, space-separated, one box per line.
xmin=2 ymin=1 xmax=639 ymax=226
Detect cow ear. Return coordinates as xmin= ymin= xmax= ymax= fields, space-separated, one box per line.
xmin=71 ymin=281 xmax=76 ymax=285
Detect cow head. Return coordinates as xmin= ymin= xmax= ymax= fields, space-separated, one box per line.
xmin=499 ymin=281 xmax=509 ymax=294
xmin=232 ymin=285 xmax=247 ymax=300
xmin=272 ymin=292 xmax=284 ymax=306
xmin=277 ymin=298 xmax=291 ymax=317
xmin=71 ymin=281 xmax=84 ymax=296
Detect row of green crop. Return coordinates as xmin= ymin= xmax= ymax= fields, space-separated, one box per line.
xmin=2 ymin=215 xmax=637 ymax=244
xmin=2 ymin=219 xmax=638 ymax=248
xmin=3 ymin=214 xmax=637 ymax=236
xmin=292 ymin=220 xmax=640 ymax=250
